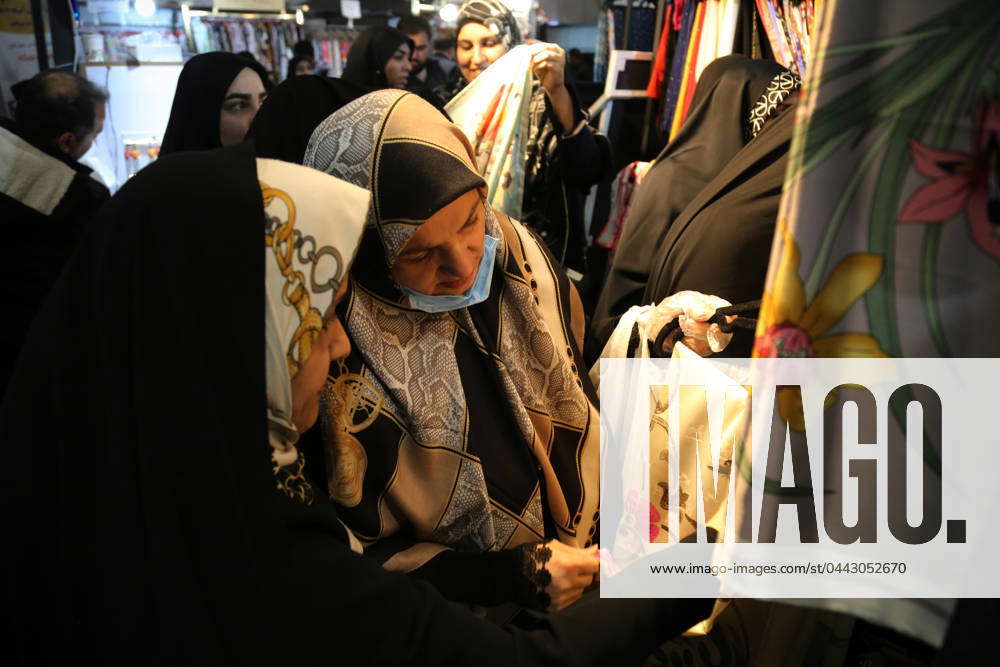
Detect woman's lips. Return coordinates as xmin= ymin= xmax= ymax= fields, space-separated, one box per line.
xmin=439 ymin=272 xmax=475 ymax=293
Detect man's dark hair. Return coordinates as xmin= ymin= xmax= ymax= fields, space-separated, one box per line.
xmin=12 ymin=69 xmax=109 ymax=148
xmin=396 ymin=15 xmax=432 ymax=39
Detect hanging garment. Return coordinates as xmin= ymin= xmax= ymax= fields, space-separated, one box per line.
xmin=161 ymin=52 xmax=271 ymax=156
xmin=594 ymin=8 xmax=611 ymax=83
xmin=593 ymin=160 xmax=647 ymax=251
xmin=645 ymin=2 xmax=673 ymax=99
xmin=592 ymin=55 xmax=792 ymax=350
xmin=660 ymin=0 xmax=698 ymax=132
xmin=669 ymin=0 xmax=706 ymax=139
xmin=749 ymin=0 xmax=1000 ymax=657
xmin=302 ymin=90 xmax=600 ymax=576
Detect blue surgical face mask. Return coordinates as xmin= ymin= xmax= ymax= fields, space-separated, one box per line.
xmin=399 ymin=234 xmax=499 ymax=313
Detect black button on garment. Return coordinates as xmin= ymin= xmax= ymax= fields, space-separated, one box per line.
xmin=530 ymin=279 xmax=538 ymax=289
xmin=523 ymin=262 xmax=532 ymax=273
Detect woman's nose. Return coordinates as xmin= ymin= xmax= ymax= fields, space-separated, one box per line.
xmin=471 ymin=46 xmax=485 ymax=66
xmin=441 ymin=243 xmax=477 ymax=279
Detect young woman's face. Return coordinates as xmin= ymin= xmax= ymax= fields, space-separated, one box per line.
xmin=391 ymin=189 xmax=486 ymax=296
xmin=383 ymin=43 xmax=413 ymax=89
xmin=290 ymin=280 xmax=352 ymax=433
xmin=456 ymin=22 xmax=508 ymax=82
xmin=219 ymin=67 xmax=267 ymax=147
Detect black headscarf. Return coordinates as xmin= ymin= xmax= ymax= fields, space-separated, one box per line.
xmin=249 ymin=74 xmax=367 ymax=164
xmin=341 ymin=26 xmax=414 ymax=90
xmin=0 ymin=137 xmax=712 ymax=665
xmin=160 ymin=51 xmax=270 ymax=155
xmin=592 ymin=55 xmax=789 ymax=348
xmin=642 ymin=96 xmax=799 ymax=357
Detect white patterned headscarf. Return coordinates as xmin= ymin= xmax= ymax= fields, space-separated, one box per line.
xmin=259 ymin=158 xmax=370 ymax=484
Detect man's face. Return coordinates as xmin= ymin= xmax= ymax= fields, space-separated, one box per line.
xmin=69 ymin=101 xmax=105 ymax=160
xmin=407 ymin=30 xmax=430 ymax=72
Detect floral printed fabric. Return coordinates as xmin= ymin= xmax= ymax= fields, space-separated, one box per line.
xmin=752 ymin=0 xmax=1000 ymax=648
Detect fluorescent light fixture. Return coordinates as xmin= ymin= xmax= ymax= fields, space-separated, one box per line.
xmin=135 ymin=0 xmax=155 ymax=17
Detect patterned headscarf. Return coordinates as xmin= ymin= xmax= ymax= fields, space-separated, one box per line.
xmin=457 ymin=0 xmax=523 ymax=50
xmin=303 ymin=91 xmax=600 ymax=567
xmin=260 ymin=158 xmax=370 ymax=503
xmin=747 ymin=70 xmax=802 ymax=141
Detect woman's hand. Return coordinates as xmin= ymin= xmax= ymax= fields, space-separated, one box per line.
xmin=649 ymin=291 xmax=737 ymax=357
xmin=530 ymin=43 xmax=567 ymax=94
xmin=543 ymin=540 xmax=600 ymax=611
xmin=530 ymin=43 xmax=577 ymax=132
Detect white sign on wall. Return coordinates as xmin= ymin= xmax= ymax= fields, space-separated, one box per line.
xmin=212 ymin=0 xmax=284 ymax=13
xmin=340 ymin=0 xmax=361 ymax=20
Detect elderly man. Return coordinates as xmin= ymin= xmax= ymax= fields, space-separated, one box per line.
xmin=0 ymin=69 xmax=110 ymax=398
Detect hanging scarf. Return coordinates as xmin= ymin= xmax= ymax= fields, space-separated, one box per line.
xmin=303 ymin=90 xmax=600 ymax=568
xmin=445 ymin=44 xmax=543 ymax=220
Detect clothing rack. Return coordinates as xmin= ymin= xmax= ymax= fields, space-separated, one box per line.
xmin=306 ymin=26 xmax=360 ymax=79
xmin=639 ymin=0 xmax=817 ymax=142
xmin=183 ymin=8 xmax=305 ymax=80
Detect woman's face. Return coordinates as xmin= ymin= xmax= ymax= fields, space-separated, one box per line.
xmin=295 ymin=59 xmax=315 ymax=76
xmin=456 ymin=22 xmax=508 ymax=82
xmin=219 ymin=67 xmax=267 ymax=147
xmin=290 ymin=280 xmax=352 ymax=433
xmin=383 ymin=43 xmax=413 ymax=89
xmin=391 ymin=189 xmax=486 ymax=296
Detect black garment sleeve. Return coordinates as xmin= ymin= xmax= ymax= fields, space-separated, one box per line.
xmin=409 ymin=543 xmax=554 ymax=610
xmin=540 ymin=86 xmax=613 ymax=189
xmin=273 ymin=492 xmax=714 ymax=666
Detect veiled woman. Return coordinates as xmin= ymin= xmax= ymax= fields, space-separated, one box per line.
xmin=301 ymin=89 xmax=602 ymax=612
xmin=160 ymin=52 xmax=271 ymax=155
xmin=591 ymin=55 xmax=799 ymax=352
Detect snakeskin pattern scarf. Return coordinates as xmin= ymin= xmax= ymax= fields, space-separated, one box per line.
xmin=303 ymin=90 xmax=600 ymax=570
